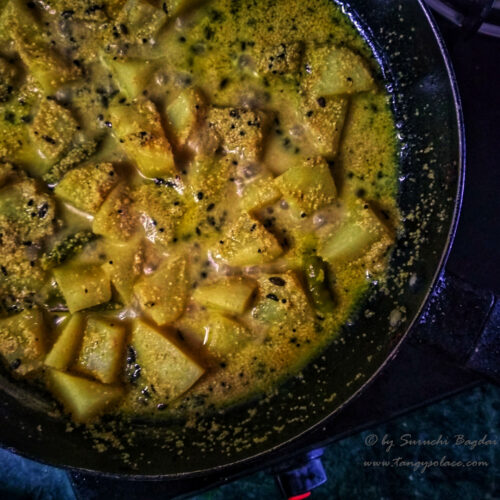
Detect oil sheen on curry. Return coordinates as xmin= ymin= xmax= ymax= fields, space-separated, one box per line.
xmin=0 ymin=0 xmax=399 ymax=423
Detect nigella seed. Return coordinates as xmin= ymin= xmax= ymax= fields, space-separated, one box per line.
xmin=126 ymin=345 xmax=136 ymax=363
xmin=38 ymin=202 xmax=49 ymax=219
xmin=10 ymin=358 xmax=21 ymax=370
xmin=269 ymin=277 xmax=286 ymax=286
xmin=266 ymin=293 xmax=279 ymax=301
xmin=132 ymin=364 xmax=141 ymax=380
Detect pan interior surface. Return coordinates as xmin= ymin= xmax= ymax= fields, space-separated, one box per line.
xmin=0 ymin=0 xmax=462 ymax=476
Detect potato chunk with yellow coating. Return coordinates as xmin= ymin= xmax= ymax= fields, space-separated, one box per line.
xmin=166 ymin=88 xmax=206 ymax=148
xmin=134 ymin=255 xmax=188 ymax=326
xmin=317 ymin=205 xmax=393 ymax=268
xmin=252 ymin=272 xmax=315 ymax=335
xmin=93 ymin=184 xmax=138 ymax=241
xmin=256 ymin=41 xmax=303 ymax=76
xmin=240 ymin=174 xmax=281 ymax=213
xmin=75 ymin=316 xmax=126 ymax=384
xmin=101 ymin=238 xmax=143 ymax=303
xmin=0 ymin=177 xmax=56 ymax=243
xmin=207 ymin=107 xmax=268 ymax=160
xmin=301 ymin=96 xmax=348 ymax=157
xmin=7 ymin=2 xmax=80 ymax=93
xmin=0 ymin=309 xmax=46 ymax=375
xmin=55 ymin=163 xmax=117 ymax=215
xmin=193 ymin=277 xmax=256 ymax=315
xmin=129 ymin=319 xmax=204 ymax=403
xmin=29 ymin=100 xmax=78 ymax=164
xmin=214 ymin=214 xmax=283 ymax=267
xmin=176 ymin=309 xmax=253 ymax=359
xmin=47 ymin=369 xmax=123 ymax=423
xmin=103 ymin=57 xmax=157 ymax=99
xmin=53 ymin=264 xmax=112 ymax=313
xmin=304 ymin=45 xmax=374 ymax=97
xmin=275 ymin=157 xmax=336 ymax=214
xmin=45 ymin=313 xmax=84 ymax=371
xmin=109 ymin=99 xmax=176 ymax=179
xmin=132 ymin=182 xmax=183 ymax=248
xmin=176 ymin=156 xmax=232 ymax=239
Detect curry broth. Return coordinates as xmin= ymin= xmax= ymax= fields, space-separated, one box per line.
xmin=0 ymin=0 xmax=399 ymax=422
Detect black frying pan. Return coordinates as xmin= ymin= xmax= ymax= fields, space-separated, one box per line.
xmin=2 ymin=0 xmax=496 ymax=481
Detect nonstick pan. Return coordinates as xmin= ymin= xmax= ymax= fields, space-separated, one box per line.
xmin=1 ymin=0 xmax=497 ymax=480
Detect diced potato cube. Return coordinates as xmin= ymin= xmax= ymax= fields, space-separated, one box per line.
xmin=0 ymin=177 xmax=56 ymax=243
xmin=47 ymin=369 xmax=123 ymax=422
xmin=7 ymin=2 xmax=79 ymax=93
xmin=252 ymin=271 xmax=315 ymax=334
xmin=93 ymin=183 xmax=138 ymax=241
xmin=204 ymin=315 xmax=252 ymax=357
xmin=130 ymin=319 xmax=204 ymax=402
xmin=263 ymin=131 xmax=306 ymax=175
xmin=74 ymin=316 xmax=126 ymax=384
xmin=207 ymin=107 xmax=269 ymax=160
xmin=193 ymin=277 xmax=256 ymax=315
xmin=29 ymin=100 xmax=78 ymax=164
xmin=275 ymin=157 xmax=337 ymax=214
xmin=256 ymin=41 xmax=303 ymax=76
xmin=132 ymin=182 xmax=183 ymax=248
xmin=240 ymin=175 xmax=281 ymax=212
xmin=175 ymin=156 xmax=231 ymax=240
xmin=176 ymin=310 xmax=253 ymax=358
xmin=101 ymin=238 xmax=143 ymax=302
xmin=186 ymin=156 xmax=231 ymax=203
xmin=42 ymin=138 xmax=100 ymax=186
xmin=0 ymin=79 xmax=44 ymax=167
xmin=166 ymin=88 xmax=205 ymax=148
xmin=55 ymin=163 xmax=118 ymax=215
xmin=304 ymin=45 xmax=374 ymax=97
xmin=45 ymin=313 xmax=84 ymax=370
xmin=301 ymin=96 xmax=348 ymax=156
xmin=53 ymin=264 xmax=112 ymax=313
xmin=108 ymin=99 xmax=176 ymax=179
xmin=134 ymin=255 xmax=188 ymax=326
xmin=103 ymin=57 xmax=156 ymax=99
xmin=214 ymin=214 xmax=283 ymax=267
xmin=0 ymin=309 xmax=46 ymax=375
xmin=318 ymin=206 xmax=394 ymax=266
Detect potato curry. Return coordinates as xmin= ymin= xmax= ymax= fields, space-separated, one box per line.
xmin=0 ymin=0 xmax=399 ymax=423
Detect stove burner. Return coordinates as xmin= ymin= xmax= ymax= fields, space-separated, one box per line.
xmin=424 ymin=0 xmax=500 ymax=37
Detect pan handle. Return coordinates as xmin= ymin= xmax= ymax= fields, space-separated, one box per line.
xmin=411 ymin=270 xmax=500 ymax=384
